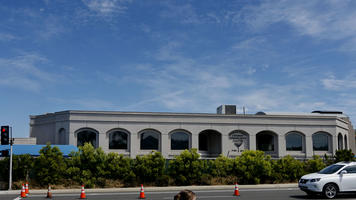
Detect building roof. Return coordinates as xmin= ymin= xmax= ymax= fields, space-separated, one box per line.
xmin=0 ymin=145 xmax=78 ymax=157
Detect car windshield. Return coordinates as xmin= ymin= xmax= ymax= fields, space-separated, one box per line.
xmin=318 ymin=164 xmax=345 ymax=174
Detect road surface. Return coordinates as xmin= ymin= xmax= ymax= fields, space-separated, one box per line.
xmin=2 ymin=187 xmax=356 ymax=200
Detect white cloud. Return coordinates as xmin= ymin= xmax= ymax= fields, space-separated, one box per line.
xmin=160 ymin=2 xmax=201 ymax=24
xmin=0 ymin=33 xmax=17 ymax=42
xmin=246 ymin=67 xmax=256 ymax=75
xmin=239 ymin=0 xmax=356 ymax=51
xmin=82 ymin=0 xmax=131 ymax=16
xmin=0 ymin=53 xmax=54 ymax=91
xmin=321 ymin=75 xmax=356 ymax=91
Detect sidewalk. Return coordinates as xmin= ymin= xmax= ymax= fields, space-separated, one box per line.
xmin=0 ymin=183 xmax=298 ymax=195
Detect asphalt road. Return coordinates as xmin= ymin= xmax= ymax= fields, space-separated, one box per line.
xmin=2 ymin=188 xmax=356 ymax=200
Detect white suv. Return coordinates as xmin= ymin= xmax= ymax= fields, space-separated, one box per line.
xmin=299 ymin=161 xmax=356 ymax=199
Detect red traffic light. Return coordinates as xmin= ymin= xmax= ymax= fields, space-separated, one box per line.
xmin=1 ymin=128 xmax=5 ymax=132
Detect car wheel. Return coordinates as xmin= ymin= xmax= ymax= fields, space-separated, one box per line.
xmin=323 ymin=183 xmax=338 ymax=199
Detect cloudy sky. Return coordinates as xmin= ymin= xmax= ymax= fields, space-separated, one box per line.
xmin=1 ymin=0 xmax=356 ymax=137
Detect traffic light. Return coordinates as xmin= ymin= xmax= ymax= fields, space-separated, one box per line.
xmin=1 ymin=126 xmax=9 ymax=145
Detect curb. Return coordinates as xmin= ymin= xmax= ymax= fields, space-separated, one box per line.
xmin=0 ymin=183 xmax=298 ymax=195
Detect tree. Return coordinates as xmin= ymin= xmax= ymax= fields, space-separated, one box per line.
xmin=304 ymin=155 xmax=326 ymax=173
xmin=272 ymin=155 xmax=305 ymax=183
xmin=233 ymin=150 xmax=272 ymax=184
xmin=34 ymin=144 xmax=66 ymax=186
xmin=66 ymin=143 xmax=108 ymax=187
xmin=168 ymin=149 xmax=204 ymax=185
xmin=133 ymin=151 xmax=165 ymax=184
xmin=335 ymin=149 xmax=355 ymax=162
xmin=106 ymin=152 xmax=134 ymax=184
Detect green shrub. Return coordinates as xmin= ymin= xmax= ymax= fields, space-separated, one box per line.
xmin=272 ymin=155 xmax=305 ymax=183
xmin=210 ymin=155 xmax=233 ymax=178
xmin=66 ymin=143 xmax=108 ymax=187
xmin=304 ymin=155 xmax=326 ymax=173
xmin=232 ymin=150 xmax=272 ymax=184
xmin=133 ymin=151 xmax=165 ymax=184
xmin=168 ymin=149 xmax=204 ymax=185
xmin=33 ymin=144 xmax=66 ymax=186
xmin=334 ymin=149 xmax=355 ymax=162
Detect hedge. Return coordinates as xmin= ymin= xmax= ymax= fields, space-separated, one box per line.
xmin=0 ymin=143 xmax=354 ymax=188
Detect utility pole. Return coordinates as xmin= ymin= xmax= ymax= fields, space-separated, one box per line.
xmin=8 ymin=126 xmax=13 ymax=190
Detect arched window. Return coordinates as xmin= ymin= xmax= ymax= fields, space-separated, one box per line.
xmin=313 ymin=132 xmax=330 ymax=151
xmin=140 ymin=130 xmax=160 ymax=150
xmin=344 ymin=135 xmax=348 ymax=150
xmin=198 ymin=130 xmax=222 ymax=155
xmin=338 ymin=133 xmax=343 ymax=150
xmin=109 ymin=130 xmax=128 ymax=150
xmin=171 ymin=131 xmax=190 ymax=150
xmin=58 ymin=128 xmax=66 ymax=145
xmin=286 ymin=132 xmax=303 ymax=151
xmin=256 ymin=131 xmax=277 ymax=152
xmin=77 ymin=129 xmax=98 ymax=148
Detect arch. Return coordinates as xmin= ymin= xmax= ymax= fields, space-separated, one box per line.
xmin=338 ymin=133 xmax=343 ymax=150
xmin=139 ymin=129 xmax=161 ymax=150
xmin=58 ymin=128 xmax=66 ymax=145
xmin=169 ymin=129 xmax=191 ymax=150
xmin=285 ymin=131 xmax=305 ymax=151
xmin=198 ymin=129 xmax=222 ymax=156
xmin=75 ymin=127 xmax=99 ymax=148
xmin=344 ymin=135 xmax=348 ymax=150
xmin=228 ymin=130 xmax=249 ymax=151
xmin=312 ymin=132 xmax=332 ymax=151
xmin=256 ymin=130 xmax=278 ymax=154
xmin=107 ymin=128 xmax=130 ymax=150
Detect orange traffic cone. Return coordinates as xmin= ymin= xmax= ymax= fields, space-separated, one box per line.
xmin=234 ymin=182 xmax=240 ymax=196
xmin=20 ymin=184 xmax=26 ymax=198
xmin=46 ymin=185 xmax=52 ymax=199
xmin=25 ymin=182 xmax=29 ymax=196
xmin=80 ymin=185 xmax=86 ymax=199
xmin=139 ymin=184 xmax=145 ymax=199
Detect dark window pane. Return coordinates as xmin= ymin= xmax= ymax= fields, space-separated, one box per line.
xmin=344 ymin=135 xmax=348 ymax=150
xmin=171 ymin=132 xmax=189 ymax=150
xmin=257 ymin=133 xmax=274 ymax=151
xmin=140 ymin=131 xmax=159 ymax=150
xmin=199 ymin=133 xmax=208 ymax=151
xmin=109 ymin=131 xmax=128 ymax=149
xmin=345 ymin=165 xmax=356 ymax=174
xmin=77 ymin=130 xmax=97 ymax=148
xmin=313 ymin=133 xmax=329 ymax=151
xmin=286 ymin=133 xmax=302 ymax=151
xmin=338 ymin=134 xmax=343 ymax=150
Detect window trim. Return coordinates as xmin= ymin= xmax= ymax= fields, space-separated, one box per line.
xmin=285 ymin=131 xmax=305 ymax=152
xmin=108 ymin=130 xmax=130 ymax=150
xmin=170 ymin=130 xmax=191 ymax=151
xmin=139 ymin=129 xmax=161 ymax=151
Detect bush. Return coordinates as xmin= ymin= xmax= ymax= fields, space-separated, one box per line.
xmin=168 ymin=149 xmax=204 ymax=185
xmin=210 ymin=155 xmax=233 ymax=178
xmin=335 ymin=149 xmax=355 ymax=162
xmin=33 ymin=144 xmax=66 ymax=186
xmin=106 ymin=152 xmax=135 ymax=185
xmin=232 ymin=150 xmax=272 ymax=184
xmin=304 ymin=155 xmax=326 ymax=173
xmin=272 ymin=155 xmax=305 ymax=183
xmin=66 ymin=143 xmax=108 ymax=187
xmin=133 ymin=151 xmax=165 ymax=184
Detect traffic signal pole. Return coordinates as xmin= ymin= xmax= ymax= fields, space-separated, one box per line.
xmin=8 ymin=127 xmax=13 ymax=190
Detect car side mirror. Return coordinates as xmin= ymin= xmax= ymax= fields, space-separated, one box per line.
xmin=340 ymin=170 xmax=347 ymax=175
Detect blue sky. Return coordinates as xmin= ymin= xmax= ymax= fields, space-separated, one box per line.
xmin=1 ymin=0 xmax=356 ymax=137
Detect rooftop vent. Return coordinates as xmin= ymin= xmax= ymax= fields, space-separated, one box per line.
xmin=217 ymin=105 xmax=236 ymax=115
xmin=255 ymin=111 xmax=266 ymax=115
xmin=312 ymin=111 xmax=343 ymax=114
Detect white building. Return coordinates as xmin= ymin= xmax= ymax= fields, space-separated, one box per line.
xmin=29 ymin=105 xmax=356 ymax=159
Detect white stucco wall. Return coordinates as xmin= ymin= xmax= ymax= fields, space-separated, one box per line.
xmin=30 ymin=110 xmax=355 ymax=159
